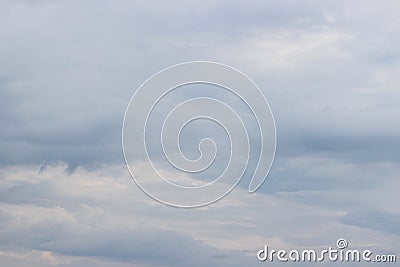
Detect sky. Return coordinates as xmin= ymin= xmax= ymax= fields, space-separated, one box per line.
xmin=0 ymin=0 xmax=399 ymax=266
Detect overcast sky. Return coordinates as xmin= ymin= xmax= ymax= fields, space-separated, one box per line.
xmin=0 ymin=0 xmax=399 ymax=266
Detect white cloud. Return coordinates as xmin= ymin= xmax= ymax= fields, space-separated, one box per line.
xmin=0 ymin=163 xmax=399 ymax=266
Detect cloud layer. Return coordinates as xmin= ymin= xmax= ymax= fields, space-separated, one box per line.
xmin=0 ymin=0 xmax=399 ymax=266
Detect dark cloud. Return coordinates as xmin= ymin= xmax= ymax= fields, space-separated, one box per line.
xmin=0 ymin=0 xmax=399 ymax=171
xmin=2 ymin=223 xmax=251 ymax=267
xmin=340 ymin=210 xmax=400 ymax=236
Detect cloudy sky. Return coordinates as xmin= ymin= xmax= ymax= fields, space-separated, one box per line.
xmin=0 ymin=0 xmax=399 ymax=266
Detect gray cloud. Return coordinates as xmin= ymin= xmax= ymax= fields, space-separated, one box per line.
xmin=340 ymin=210 xmax=400 ymax=236
xmin=1 ymin=0 xmax=400 ymax=266
xmin=1 ymin=0 xmax=399 ymax=171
